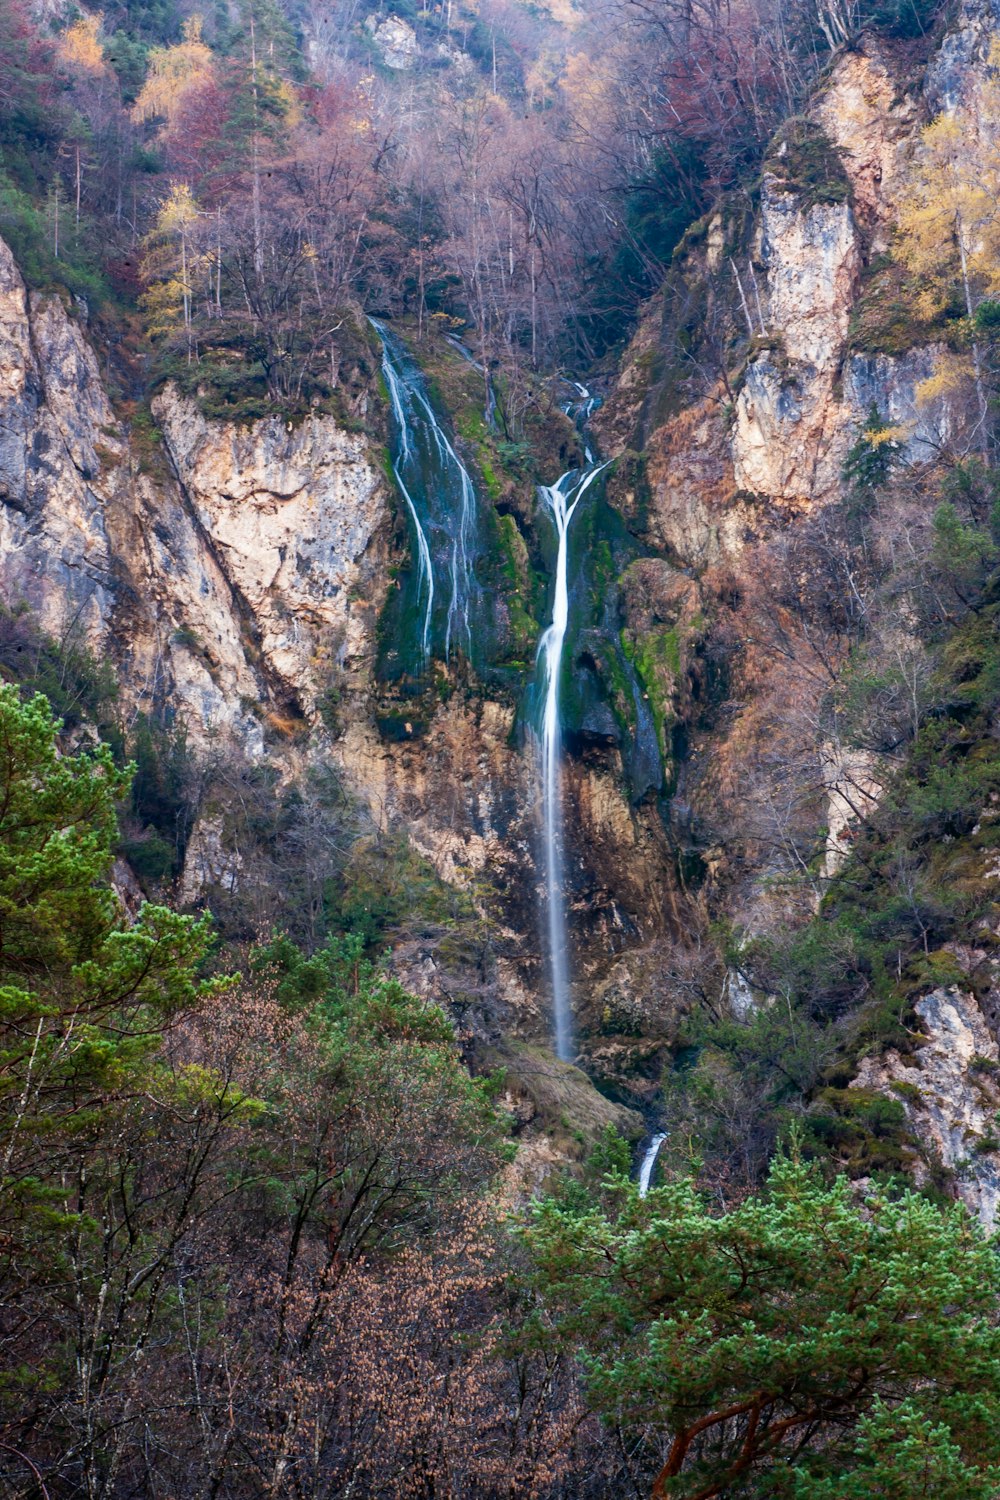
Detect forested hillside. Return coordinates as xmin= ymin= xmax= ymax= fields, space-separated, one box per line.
xmin=6 ymin=0 xmax=1000 ymax=1488
xmin=0 ymin=0 xmax=924 ymax=399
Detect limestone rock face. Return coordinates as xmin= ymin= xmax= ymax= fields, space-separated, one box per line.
xmin=178 ymin=814 xmax=244 ymax=906
xmin=336 ymin=696 xmax=530 ymax=893
xmin=854 ymin=987 xmax=1000 ymax=1228
xmin=365 ymin=13 xmax=418 ymax=68
xmin=0 ymin=229 xmax=397 ymax=761
xmin=603 ymin=11 xmax=982 ymax=563
xmin=820 ymin=743 xmax=884 ymax=881
xmin=0 ymin=230 xmax=399 ymax=899
xmin=816 ymin=41 xmax=915 ymax=243
xmin=731 ymin=191 xmax=860 ymax=504
xmin=0 ymin=238 xmax=282 ymax=755
xmin=154 ymin=387 xmax=390 ymax=714
xmin=0 ymin=245 xmax=253 ymax=752
xmin=762 ymin=191 xmax=859 ymax=371
xmin=926 ymin=0 xmax=1000 ymax=112
xmin=0 ymin=237 xmax=117 ymax=642
xmin=333 ymin=687 xmax=682 ymax=1064
xmin=104 ymin=467 xmax=266 ymax=756
xmin=845 ymin=346 xmax=962 ymax=463
xmin=642 ymin=395 xmax=757 ymax=568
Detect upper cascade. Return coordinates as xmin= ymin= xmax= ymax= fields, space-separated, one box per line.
xmin=371 ymin=319 xmax=481 ymax=671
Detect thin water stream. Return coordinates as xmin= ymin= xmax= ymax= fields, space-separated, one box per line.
xmin=638 ymin=1133 xmax=667 ymax=1197
xmin=535 ymin=385 xmax=609 ymax=1061
xmin=370 ymin=319 xmax=479 ymax=665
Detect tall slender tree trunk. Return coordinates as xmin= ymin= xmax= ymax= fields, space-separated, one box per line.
xmin=250 ymin=16 xmax=264 ymax=283
xmin=216 ymin=205 xmax=223 ymax=314
xmin=530 ymin=238 xmax=537 ymax=369
xmin=181 ymin=229 xmax=192 ymax=363
xmin=957 ymin=214 xmax=990 ymax=461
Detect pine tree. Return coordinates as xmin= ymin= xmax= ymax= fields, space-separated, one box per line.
xmin=843 ymin=402 xmax=906 ymax=498
xmin=522 ymin=1147 xmax=1000 ymax=1499
xmin=0 ymin=684 xmax=221 ymax=1243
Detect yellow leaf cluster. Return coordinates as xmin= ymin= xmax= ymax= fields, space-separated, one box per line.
xmin=894 ymin=52 xmax=1000 ymax=320
xmin=915 ymin=352 xmax=974 ymax=408
xmin=132 ymin=15 xmax=214 ymax=129
xmin=525 ymin=50 xmax=561 ymax=107
xmin=274 ymin=76 xmax=302 ymax=130
xmin=865 ymin=424 xmax=910 ymax=447
xmin=139 ymin=275 xmax=188 ymax=339
xmin=154 ymin=182 xmax=200 ymax=235
xmin=138 ymin=184 xmax=206 ymax=338
xmin=59 ymin=11 xmax=108 ymax=74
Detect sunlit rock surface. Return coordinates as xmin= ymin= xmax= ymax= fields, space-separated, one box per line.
xmin=155 ymin=385 xmax=390 ymax=714
xmin=854 ymin=987 xmax=1000 ymax=1228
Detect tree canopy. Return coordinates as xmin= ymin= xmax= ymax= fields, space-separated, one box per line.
xmin=522 ymin=1144 xmax=1000 ymax=1498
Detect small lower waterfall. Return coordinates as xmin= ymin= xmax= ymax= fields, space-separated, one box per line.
xmin=638 ymin=1133 xmax=667 ymax=1197
xmin=536 ymin=456 xmax=607 ymax=1061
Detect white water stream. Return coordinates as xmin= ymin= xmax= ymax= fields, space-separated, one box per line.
xmin=536 ymin=441 xmax=608 ymax=1061
xmin=371 ymin=319 xmax=480 ymax=664
xmin=410 ymin=386 xmax=476 ymax=661
xmin=371 ymin=319 xmax=435 ymax=663
xmin=638 ymin=1133 xmax=667 ymax=1197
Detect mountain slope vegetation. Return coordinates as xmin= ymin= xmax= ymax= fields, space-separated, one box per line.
xmin=6 ymin=0 xmax=1000 ymax=1491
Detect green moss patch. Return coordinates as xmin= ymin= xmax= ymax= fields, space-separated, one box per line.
xmin=849 ymin=258 xmax=966 ymax=357
xmin=764 ymin=119 xmax=851 ymax=209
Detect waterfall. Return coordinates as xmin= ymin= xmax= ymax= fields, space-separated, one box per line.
xmin=536 ymin=444 xmax=608 ymax=1062
xmin=370 ymin=319 xmax=479 ymax=665
xmin=444 ymin=333 xmax=496 ymax=429
xmin=410 ymin=386 xmax=476 ymax=661
xmin=638 ymin=1133 xmax=667 ymax=1197
xmin=371 ymin=319 xmax=435 ymax=664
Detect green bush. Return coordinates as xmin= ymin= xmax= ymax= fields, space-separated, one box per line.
xmin=0 ymin=604 xmax=117 ymax=731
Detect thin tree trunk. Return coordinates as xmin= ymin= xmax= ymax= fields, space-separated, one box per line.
xmin=730 ymin=257 xmax=754 ymax=338
xmin=956 ymin=214 xmax=989 ymax=461
xmin=216 ymin=206 xmax=223 ymax=314
xmin=250 ymin=16 xmax=264 ymax=282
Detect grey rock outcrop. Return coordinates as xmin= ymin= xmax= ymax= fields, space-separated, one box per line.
xmin=854 ymin=987 xmax=1000 ymax=1228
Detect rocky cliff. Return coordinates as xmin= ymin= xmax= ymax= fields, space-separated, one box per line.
xmin=591 ymin=0 xmax=1000 ymax=1217
xmin=0 ymin=232 xmax=380 ymax=758
xmin=0 ymin=232 xmax=669 ymax=1148
xmin=4 ymin=0 xmax=1000 ymax=1202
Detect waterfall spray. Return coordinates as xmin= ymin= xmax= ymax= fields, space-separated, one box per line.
xmin=536 ymin=456 xmax=607 ymax=1061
